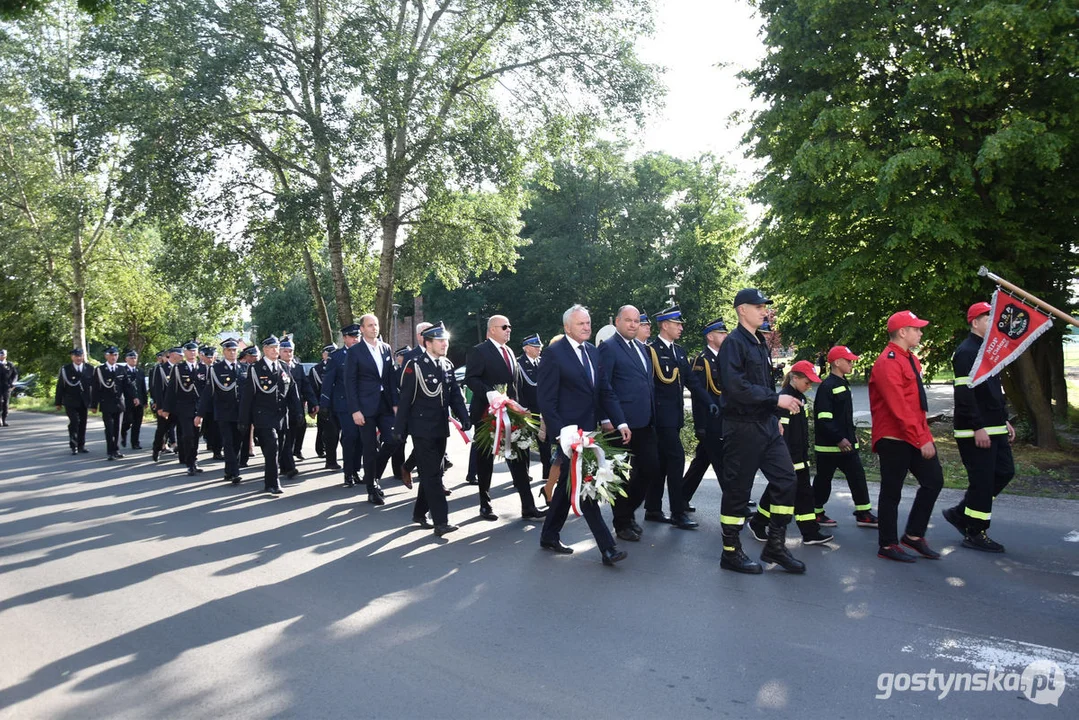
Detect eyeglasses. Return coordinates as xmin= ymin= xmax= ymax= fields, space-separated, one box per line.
xmin=500 ymin=324 xmax=512 ymax=330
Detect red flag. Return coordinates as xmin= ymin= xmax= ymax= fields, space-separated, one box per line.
xmin=969 ymin=289 xmax=1053 ymax=386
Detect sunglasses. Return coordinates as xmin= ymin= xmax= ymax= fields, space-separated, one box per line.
xmin=500 ymin=324 xmax=512 ymax=330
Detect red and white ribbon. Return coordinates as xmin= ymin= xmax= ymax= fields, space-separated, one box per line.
xmin=486 ymin=390 xmax=526 ymax=458
xmin=449 ymin=416 xmax=473 ymax=444
xmin=558 ymin=425 xmax=606 ymax=517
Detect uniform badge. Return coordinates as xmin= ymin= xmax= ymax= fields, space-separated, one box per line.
xmin=887 ymin=351 xmax=895 ymax=359
xmin=404 ymin=365 xmax=413 ymax=374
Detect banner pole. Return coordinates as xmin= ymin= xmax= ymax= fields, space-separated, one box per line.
xmin=978 ymin=267 xmax=1079 ymax=328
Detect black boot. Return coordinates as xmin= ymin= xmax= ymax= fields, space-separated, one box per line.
xmin=720 ymin=528 xmax=762 ymax=574
xmin=761 ymin=519 xmax=806 ymax=573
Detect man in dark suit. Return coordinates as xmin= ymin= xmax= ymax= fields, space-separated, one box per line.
xmin=280 ymin=337 xmax=317 ymax=469
xmin=345 ymin=314 xmax=399 ymax=505
xmin=596 ymin=305 xmax=662 ymax=540
xmin=309 ymin=343 xmax=339 ymax=467
xmin=0 ymin=349 xmax=17 ymax=426
xmin=162 ymin=341 xmax=208 ymax=476
xmin=682 ymin=318 xmax=729 ymax=513
xmin=517 ymin=334 xmax=552 ymax=481
xmin=55 ymin=348 xmax=93 ymax=454
xmin=198 ymin=346 xmax=223 ymax=459
xmin=197 ymin=339 xmax=245 ymax=483
xmin=320 ymin=324 xmax=363 ymax=487
xmin=239 ymin=335 xmax=300 ymax=495
xmin=120 ymin=350 xmax=147 ymax=450
xmin=465 ymin=315 xmax=545 ymax=521
xmin=392 ymin=323 xmax=472 ymax=536
xmin=151 ymin=347 xmax=180 ymax=461
xmin=538 ymin=304 xmax=629 ymax=567
xmin=91 ymin=346 xmax=134 ymax=461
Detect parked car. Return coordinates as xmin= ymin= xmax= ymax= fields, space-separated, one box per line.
xmin=12 ymin=373 xmax=37 ymax=398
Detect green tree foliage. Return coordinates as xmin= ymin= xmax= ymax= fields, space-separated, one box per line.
xmin=423 ymin=145 xmax=748 ymax=364
xmin=742 ymin=0 xmax=1078 ymax=447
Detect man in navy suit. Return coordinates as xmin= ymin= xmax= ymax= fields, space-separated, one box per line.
xmin=465 ymin=315 xmax=545 ymax=521
xmin=596 ymin=305 xmax=662 ymax=541
xmin=538 ymin=305 xmax=629 ymax=567
xmin=345 ymin=314 xmax=399 ymax=505
xmin=320 ymin=324 xmax=363 ymax=487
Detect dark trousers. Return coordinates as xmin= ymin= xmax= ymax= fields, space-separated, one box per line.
xmin=683 ymin=431 xmax=723 ymax=505
xmin=475 ymin=448 xmax=537 ymax=513
xmin=719 ymin=419 xmax=796 ymax=531
xmin=254 ymin=425 xmax=282 ymax=490
xmin=335 ymin=412 xmax=362 ymax=476
xmin=0 ymin=388 xmax=10 ymax=421
xmin=219 ymin=420 xmax=242 ymax=478
xmin=758 ymin=468 xmax=820 ymax=537
xmin=952 ymin=436 xmax=1014 ymax=532
xmin=240 ymin=425 xmax=254 ymax=466
xmin=466 ymin=444 xmax=478 ymax=481
xmin=176 ymin=413 xmax=199 ymax=468
xmin=359 ymin=407 xmax=396 ymax=486
xmin=813 ymin=450 xmax=872 ymax=513
xmin=101 ymin=410 xmax=122 ymax=456
xmin=153 ymin=413 xmax=175 ymax=453
xmin=412 ymin=436 xmax=450 ymax=525
xmin=201 ymin=414 xmax=221 ymax=453
xmin=536 ymin=436 xmax=552 ymax=479
xmin=611 ymin=425 xmax=660 ymax=530
xmin=540 ymin=448 xmax=615 ymax=551
xmin=875 ymin=438 xmax=944 ymax=547
xmin=121 ymin=403 xmax=143 ymax=447
xmin=292 ymin=419 xmax=307 ymax=457
xmin=65 ymin=406 xmax=88 ymax=450
xmin=646 ymin=425 xmax=686 ymax=515
xmin=279 ymin=420 xmax=297 ymax=474
xmin=316 ymin=411 xmax=339 ymax=463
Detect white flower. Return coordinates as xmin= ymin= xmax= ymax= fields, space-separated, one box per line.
xmin=595 ymin=466 xmax=615 ymax=488
xmin=517 ymin=438 xmax=531 ymax=449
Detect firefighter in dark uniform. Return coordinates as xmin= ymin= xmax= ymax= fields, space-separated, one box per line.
xmin=517 ymin=334 xmax=552 ymax=481
xmin=716 ymin=289 xmax=805 ymax=574
xmin=0 ymin=349 xmax=17 ymax=426
xmin=682 ymin=318 xmax=728 ymax=513
xmin=238 ymin=345 xmax=260 ymax=467
xmin=390 ymin=345 xmax=414 ymax=484
xmin=120 ymin=350 xmax=147 ymax=450
xmin=151 ymin=347 xmax=180 ymax=461
xmin=91 ymin=346 xmax=133 ymax=461
xmin=645 ymin=305 xmax=712 ymax=530
xmin=748 ymin=361 xmax=833 ymax=546
xmin=280 ymin=337 xmax=317 ymax=471
xmin=319 ymin=324 xmax=364 ymax=487
xmin=197 ymin=339 xmax=245 ymax=484
xmin=942 ymin=301 xmax=1015 ymax=553
xmin=812 ymin=345 xmax=877 ymax=528
xmin=392 ymin=322 xmax=471 ymax=536
xmin=55 ymin=348 xmax=93 ymax=454
xmin=198 ymin=346 xmax=223 ymax=459
xmin=239 ymin=335 xmax=300 ymax=495
xmin=310 ymin=343 xmax=340 ymax=468
xmin=163 ymin=341 xmax=208 ymax=476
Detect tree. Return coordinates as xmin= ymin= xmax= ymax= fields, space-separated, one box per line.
xmin=741 ymin=0 xmax=1078 ymax=447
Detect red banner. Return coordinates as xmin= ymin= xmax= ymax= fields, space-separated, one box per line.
xmin=969 ymin=289 xmax=1053 ymax=386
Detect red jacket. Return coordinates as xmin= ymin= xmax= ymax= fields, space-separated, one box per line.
xmin=869 ymin=342 xmax=933 ymax=451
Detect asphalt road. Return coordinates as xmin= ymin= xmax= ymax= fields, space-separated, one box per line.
xmin=1 ymin=410 xmax=1076 ymax=719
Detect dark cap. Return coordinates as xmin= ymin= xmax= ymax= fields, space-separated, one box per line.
xmin=733 ymin=288 xmax=773 ymax=307
xmin=124 ymin=350 xmax=138 ymax=359
xmin=169 ymin=346 xmax=184 ymax=355
xmin=655 ymin=306 xmax=683 ymax=324
xmin=340 ymin=324 xmax=361 ymax=337
xmin=182 ymin=341 xmax=199 ymax=352
xmin=261 ymin=335 xmax=280 ymax=347
xmin=421 ymin=322 xmax=449 ymax=341
xmin=522 ymin=333 xmax=542 ymax=348
xmin=702 ymin=318 xmax=728 ymax=336
xmin=240 ymin=346 xmax=259 ymax=358
xmin=322 ymin=343 xmax=337 ymax=354
xmin=199 ymin=346 xmax=215 ymax=356
xmin=71 ymin=348 xmax=85 ymax=357
xmin=279 ymin=338 xmax=293 ymax=350
xmin=220 ymin=339 xmax=239 ymax=350
xmin=104 ymin=345 xmax=119 ymax=355
xmin=395 ymin=345 xmax=412 ymax=357
xmin=639 ymin=311 xmax=651 ymax=325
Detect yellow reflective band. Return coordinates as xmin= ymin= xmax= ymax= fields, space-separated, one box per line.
xmin=723 ymin=546 xmax=736 ymax=552
xmin=757 ymin=506 xmax=772 ymax=518
xmin=795 ymin=513 xmax=816 ymax=522
xmin=955 ymin=425 xmax=1008 ymax=438
xmin=964 ymin=507 xmax=991 ymax=520
xmin=720 ymin=515 xmax=746 ymax=526
xmin=854 ymin=443 xmax=860 ymax=449
xmin=769 ymin=505 xmax=795 ymax=515
xmin=817 ymin=411 xmax=834 ymax=420
xmin=954 ymin=429 xmax=974 ymax=438
xmin=815 ymin=445 xmax=841 ymax=452
xmin=832 ymin=386 xmax=848 ymax=394
xmin=953 ymin=376 xmax=971 ymax=385
xmin=779 ymin=417 xmax=790 ymax=425
xmin=814 ymin=507 xmax=825 ymax=514
xmin=792 ymin=462 xmax=807 ymax=470
xmin=855 ymin=503 xmax=872 ymax=511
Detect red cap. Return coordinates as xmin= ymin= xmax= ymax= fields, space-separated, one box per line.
xmin=827 ymin=345 xmax=859 ymax=363
xmin=789 ymin=360 xmax=822 ymax=383
xmin=966 ymin=301 xmax=992 ymax=324
xmin=887 ymin=310 xmax=929 ymax=333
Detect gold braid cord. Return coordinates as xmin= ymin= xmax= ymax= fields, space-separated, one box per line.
xmin=649 ymin=345 xmax=679 ymax=385
xmin=701 ymin=357 xmax=722 ymax=396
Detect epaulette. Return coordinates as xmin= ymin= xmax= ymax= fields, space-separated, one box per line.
xmin=887 ymin=351 xmax=896 ymax=359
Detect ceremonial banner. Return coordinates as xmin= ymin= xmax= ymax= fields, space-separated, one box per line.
xmin=968 ymin=289 xmax=1053 ymax=387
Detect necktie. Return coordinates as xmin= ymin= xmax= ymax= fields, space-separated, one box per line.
xmin=908 ymin=354 xmax=928 ymax=412
xmin=630 ymin=339 xmax=647 ymax=371
xmin=501 ymin=345 xmax=512 ymax=373
xmin=579 ymin=344 xmax=593 ymax=385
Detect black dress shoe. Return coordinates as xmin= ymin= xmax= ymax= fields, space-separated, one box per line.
xmin=231 ymin=476 xmax=243 ymax=485
xmin=684 ymin=504 xmax=697 ymax=513
xmin=465 ymin=476 xmax=479 ymax=485
xmin=193 ymin=465 xmax=204 ymax=473
xmin=344 ymin=476 xmax=355 ymax=487
xmin=368 ymin=492 xmax=385 ymax=506
xmin=644 ymin=511 xmax=670 ymax=523
xmin=443 ymin=485 xmax=452 ymax=496
xmin=443 ymin=459 xmax=454 ymax=470
xmin=107 ymin=455 xmax=117 ymax=462
xmin=434 ymin=523 xmax=458 ymax=537
xmin=540 ymin=540 xmax=574 ymax=554
xmin=616 ymin=527 xmax=641 ymax=542
xmin=316 ymin=450 xmax=325 ymax=458
xmin=479 ymin=508 xmax=498 ymax=521
xmin=152 ymin=449 xmax=160 ymax=462
xmin=186 ymin=467 xmax=198 ymax=476
xmin=412 ymin=516 xmax=433 ymax=528
xmin=212 ymin=451 xmax=224 ymax=460
xmin=670 ymin=513 xmax=699 ymax=530
xmin=132 ymin=444 xmax=143 ymax=450
xmin=78 ymin=448 xmax=90 ymax=454
xmin=120 ymin=438 xmax=127 ymax=448
xmin=630 ymin=520 xmax=643 ymax=534
xmin=71 ymin=448 xmax=78 ymax=455
xmin=270 ymin=487 xmax=284 ymax=495
xmin=294 ymin=453 xmax=305 ymax=461
xmin=284 ymin=469 xmax=299 ymax=480
xmin=521 ymin=509 xmax=547 ymax=520
xmin=601 ymin=547 xmax=628 ymax=566
xmin=325 ymin=462 xmax=342 ymax=470
xmin=113 ymin=452 xmax=125 ymax=459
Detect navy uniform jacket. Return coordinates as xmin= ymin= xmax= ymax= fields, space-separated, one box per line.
xmin=778 ymin=385 xmax=810 ymax=468
xmin=0 ymin=360 xmax=18 ymax=391
xmin=149 ymin=362 xmax=172 ymax=410
xmin=239 ymin=358 xmax=300 ymax=430
xmin=814 ymin=373 xmax=857 ymax=449
xmin=537 ymin=338 xmax=619 ymax=437
xmin=718 ymin=325 xmax=778 ymax=423
xmin=91 ymin=364 xmax=134 ymax=414
xmin=125 ymin=365 xmax=148 ymax=408
xmin=345 ymin=339 xmax=398 ymax=416
xmin=198 ymin=359 xmax=244 ymax=423
xmin=287 ymin=360 xmax=318 ymax=426
xmin=952 ymin=332 xmax=1008 ymax=433
xmin=690 ymin=345 xmax=723 ymax=435
xmin=648 ymin=337 xmax=709 ymax=429
xmin=465 ymin=339 xmax=521 ymax=424
xmin=516 ymin=353 xmax=542 ymax=412
xmin=55 ymin=363 xmax=93 ymax=409
xmin=319 ymin=347 xmax=349 ymax=414
xmin=597 ymin=333 xmax=654 ymax=429
xmin=164 ymin=362 xmax=207 ymax=418
xmin=308 ymin=359 xmax=330 ymax=400
xmin=392 ymin=352 xmax=470 ymax=439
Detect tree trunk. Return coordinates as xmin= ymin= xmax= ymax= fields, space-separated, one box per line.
xmin=319 ymin=177 xmax=352 ymax=330
xmin=1012 ymin=350 xmax=1058 ymax=449
xmin=374 ymin=186 xmax=402 ymax=338
xmin=69 ymin=229 xmax=87 ymax=353
xmin=301 ymin=243 xmax=334 ymax=344
xmin=1047 ymin=331 xmax=1068 ymax=420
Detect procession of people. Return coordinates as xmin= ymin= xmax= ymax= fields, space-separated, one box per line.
xmin=7 ymin=290 xmax=1017 ymax=569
